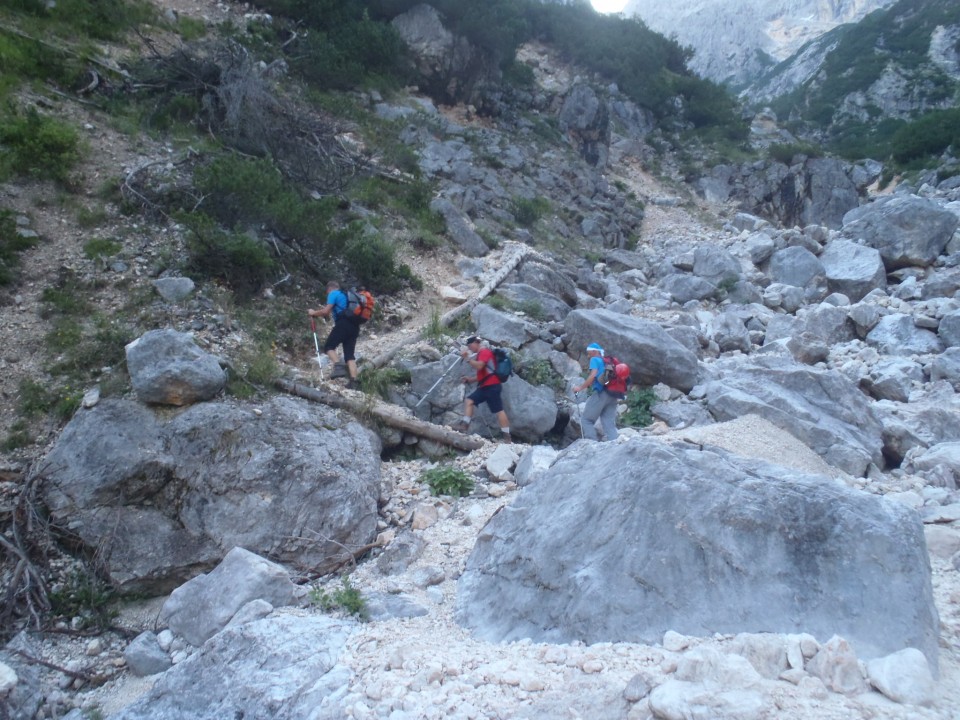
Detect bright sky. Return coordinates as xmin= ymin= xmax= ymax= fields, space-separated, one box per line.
xmin=591 ymin=0 xmax=628 ymax=13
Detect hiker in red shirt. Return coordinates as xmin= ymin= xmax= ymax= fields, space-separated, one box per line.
xmin=455 ymin=336 xmax=512 ymax=443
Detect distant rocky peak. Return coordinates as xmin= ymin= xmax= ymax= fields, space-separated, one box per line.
xmin=623 ymin=0 xmax=897 ymax=86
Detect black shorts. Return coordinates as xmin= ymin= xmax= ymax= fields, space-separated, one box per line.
xmin=468 ymin=382 xmax=504 ymax=413
xmin=323 ymin=317 xmax=360 ymax=361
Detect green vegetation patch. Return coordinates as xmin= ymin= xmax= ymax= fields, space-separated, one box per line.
xmin=0 ymin=208 xmax=37 ymax=286
xmin=419 ymin=464 xmax=474 ymax=497
xmin=310 ymin=576 xmax=369 ymax=620
xmin=0 ymin=107 xmax=83 ymax=183
xmin=620 ymin=386 xmax=656 ymax=428
xmin=357 ymin=366 xmax=411 ymax=400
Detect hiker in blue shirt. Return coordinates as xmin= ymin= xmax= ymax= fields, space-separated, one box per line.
xmin=572 ymin=342 xmax=618 ymax=441
xmin=308 ymin=280 xmax=359 ymax=388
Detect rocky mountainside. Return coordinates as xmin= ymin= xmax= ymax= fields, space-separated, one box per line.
xmin=624 ymin=0 xmax=896 ymax=87
xmin=753 ymin=0 xmax=960 ymax=146
xmin=3 ymin=2 xmax=960 ymax=720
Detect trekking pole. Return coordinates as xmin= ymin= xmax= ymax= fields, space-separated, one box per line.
xmin=415 ymin=356 xmax=462 ymax=408
xmin=310 ymin=317 xmax=325 ymax=381
xmin=575 ymin=390 xmax=584 ymax=439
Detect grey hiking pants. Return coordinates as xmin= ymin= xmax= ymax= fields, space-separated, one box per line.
xmin=582 ymin=390 xmax=619 ymax=442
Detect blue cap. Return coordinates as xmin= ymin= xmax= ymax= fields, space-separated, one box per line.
xmin=587 ymin=343 xmax=604 ymax=355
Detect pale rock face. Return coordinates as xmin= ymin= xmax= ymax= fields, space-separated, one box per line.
xmin=623 ymin=0 xmax=896 ymax=86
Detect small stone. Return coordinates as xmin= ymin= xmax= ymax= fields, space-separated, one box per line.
xmin=85 ymin=638 xmax=103 ymax=656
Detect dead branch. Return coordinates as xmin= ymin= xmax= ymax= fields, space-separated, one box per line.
xmin=301 ymin=531 xmax=383 ymax=575
xmin=368 ymin=242 xmax=537 ymax=369
xmin=275 ymin=379 xmax=484 ymax=452
xmin=1 ymin=470 xmax=52 ymax=640
xmin=11 ymin=649 xmax=110 ymax=687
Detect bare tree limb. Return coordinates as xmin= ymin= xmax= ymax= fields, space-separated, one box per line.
xmin=275 ymin=379 xmax=484 ymax=452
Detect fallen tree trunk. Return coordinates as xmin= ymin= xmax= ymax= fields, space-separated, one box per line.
xmin=367 ymin=242 xmax=535 ymax=370
xmin=276 ymin=379 xmax=484 ymax=452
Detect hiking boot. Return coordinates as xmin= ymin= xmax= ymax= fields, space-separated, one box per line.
xmin=330 ymin=363 xmax=348 ymax=379
xmin=453 ymin=421 xmax=470 ymax=433
xmin=346 ymin=378 xmax=359 ymax=390
xmin=501 ymin=432 xmax=512 ymax=444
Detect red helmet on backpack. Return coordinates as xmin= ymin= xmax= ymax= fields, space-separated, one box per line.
xmin=615 ymin=363 xmax=630 ymax=380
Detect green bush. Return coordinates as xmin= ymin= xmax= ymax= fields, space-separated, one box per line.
xmin=517 ymin=358 xmax=563 ymax=391
xmin=767 ymin=142 xmax=823 ymax=164
xmin=180 ymin=213 xmax=277 ymax=299
xmin=511 ymin=196 xmax=551 ymax=227
xmin=620 ymin=386 xmax=656 ymax=428
xmin=46 ymin=315 xmax=135 ymax=380
xmin=12 ymin=0 xmax=155 ymax=41
xmin=516 ymin=299 xmax=545 ymax=321
xmin=83 ymin=237 xmax=122 ymax=260
xmin=1 ymin=420 xmax=33 ymax=451
xmin=45 ymin=317 xmax=83 ymax=353
xmin=309 ymin=576 xmax=368 ymax=620
xmin=890 ymin=108 xmax=960 ymax=165
xmin=419 ymin=464 xmax=474 ymax=497
xmin=16 ymin=379 xmax=52 ymax=418
xmin=0 ymin=209 xmax=38 ymax=286
xmin=357 ymin=366 xmax=411 ymax=400
xmin=48 ymin=567 xmax=118 ymax=631
xmin=193 ymin=153 xmax=336 ymax=240
xmin=342 ymin=227 xmax=419 ymax=292
xmin=0 ymin=107 xmax=82 ymax=183
xmin=40 ymin=274 xmax=92 ymax=317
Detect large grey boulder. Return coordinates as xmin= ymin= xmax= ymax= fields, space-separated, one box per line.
xmin=819 ymin=239 xmax=887 ymax=302
xmin=796 ymin=303 xmax=857 ymax=346
xmin=113 ymin=613 xmax=355 ymax=720
xmin=767 ymin=246 xmax=827 ymax=302
xmin=496 ymin=283 xmax=572 ymax=322
xmin=801 ymin=157 xmax=863 ymax=228
xmin=159 ymin=547 xmax=296 ymax=646
xmin=473 ymin=376 xmax=558 ymax=443
xmin=871 ymin=384 xmax=960 ymax=464
xmin=841 ymin=195 xmax=959 ymax=270
xmin=861 ymin=357 xmax=924 ymax=402
xmin=659 ymin=274 xmax=718 ymax=304
xmin=125 ymin=330 xmax=226 ymax=406
xmin=939 ymin=310 xmax=960 ymax=347
xmin=40 ymin=397 xmax=380 ymax=593
xmin=930 ymin=346 xmax=960 ymax=391
xmin=124 ymin=632 xmax=172 ymax=677
xmin=904 ymin=442 xmax=960 ymax=487
xmin=699 ymin=355 xmax=884 ymax=475
xmin=516 ymin=261 xmax=578 ymax=306
xmin=390 ymin=4 xmax=490 ymax=105
xmin=430 ymin=197 xmax=488 ymax=257
xmin=865 ymin=314 xmax=944 ymax=356
xmin=471 ymin=303 xmax=537 ymax=349
xmin=706 ymin=311 xmax=751 ymax=353
xmin=692 ymin=245 xmax=741 ymax=285
xmin=455 ymin=439 xmax=939 ymax=670
xmin=558 ymin=83 xmax=609 ymax=167
xmin=696 ymin=159 xmax=860 ymax=228
xmin=564 ymin=309 xmax=700 ymax=391
xmin=408 ymin=356 xmax=557 ymax=442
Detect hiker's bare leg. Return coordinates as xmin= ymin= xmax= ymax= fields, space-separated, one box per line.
xmin=326 ymin=349 xmax=339 ymax=365
xmin=496 ymin=411 xmax=509 ymax=429
xmin=463 ymin=398 xmax=475 ymax=419
xmin=347 ymin=359 xmax=358 ymax=379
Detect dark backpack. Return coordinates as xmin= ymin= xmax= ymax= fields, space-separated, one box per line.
xmin=599 ymin=355 xmax=631 ymax=396
xmin=345 ymin=288 xmax=375 ymax=324
xmin=492 ymin=347 xmax=513 ymax=383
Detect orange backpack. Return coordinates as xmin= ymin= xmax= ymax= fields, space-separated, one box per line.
xmin=346 ymin=288 xmax=375 ymax=324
